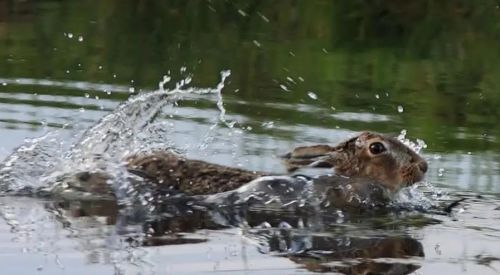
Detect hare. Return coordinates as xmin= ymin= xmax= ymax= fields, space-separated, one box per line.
xmin=57 ymin=131 xmax=427 ymax=202
xmin=281 ymin=131 xmax=428 ymax=192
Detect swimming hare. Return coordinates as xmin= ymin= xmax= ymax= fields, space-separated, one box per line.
xmin=60 ymin=131 xmax=427 ymax=203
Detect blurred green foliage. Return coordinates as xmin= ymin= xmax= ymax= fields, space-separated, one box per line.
xmin=1 ymin=0 xmax=500 ymax=151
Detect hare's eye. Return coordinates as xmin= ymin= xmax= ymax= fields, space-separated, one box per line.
xmin=369 ymin=142 xmax=386 ymax=155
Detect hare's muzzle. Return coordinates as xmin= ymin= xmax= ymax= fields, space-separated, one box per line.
xmin=417 ymin=160 xmax=428 ymax=173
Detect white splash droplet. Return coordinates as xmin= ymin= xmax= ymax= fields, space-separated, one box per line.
xmin=279 ymin=84 xmax=289 ymax=92
xmin=307 ymin=91 xmax=318 ymax=100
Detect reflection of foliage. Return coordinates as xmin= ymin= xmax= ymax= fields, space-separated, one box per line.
xmin=0 ymin=0 xmax=500 ymax=150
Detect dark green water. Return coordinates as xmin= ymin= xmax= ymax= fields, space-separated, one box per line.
xmin=1 ymin=1 xmax=500 ymax=274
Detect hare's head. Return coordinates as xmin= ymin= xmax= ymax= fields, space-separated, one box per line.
xmin=283 ymin=132 xmax=428 ymax=191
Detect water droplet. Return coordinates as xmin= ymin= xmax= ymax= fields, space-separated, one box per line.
xmin=253 ymin=40 xmax=261 ymax=47
xmin=322 ymin=48 xmax=328 ymax=53
xmin=438 ymin=168 xmax=445 ymax=177
xmin=84 ymin=93 xmax=90 ymax=98
xmin=78 ymin=35 xmax=84 ymax=42
xmin=1 ymin=82 xmax=6 ymax=86
xmin=98 ymin=65 xmax=103 ymax=70
xmin=399 ymin=129 xmax=407 ymax=138
xmin=129 ymin=87 xmax=135 ymax=93
xmin=67 ymin=33 xmax=73 ymax=38
xmin=297 ymin=218 xmax=304 ymax=228
xmin=237 ymin=9 xmax=247 ymax=16
xmin=261 ymin=121 xmax=274 ymax=129
xmin=279 ymin=84 xmax=289 ymax=92
xmin=257 ymin=12 xmax=270 ymax=22
xmin=94 ymin=95 xmax=100 ymax=100
xmin=375 ymin=94 xmax=380 ymax=99
xmin=397 ymin=105 xmax=404 ymax=113
xmin=307 ymin=91 xmax=318 ymax=100
xmin=113 ymin=74 xmax=117 ymax=78
xmin=336 ymin=209 xmax=344 ymax=218
xmin=158 ymin=76 xmax=171 ymax=91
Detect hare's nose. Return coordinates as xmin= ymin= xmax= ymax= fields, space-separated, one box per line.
xmin=417 ymin=161 xmax=428 ymax=173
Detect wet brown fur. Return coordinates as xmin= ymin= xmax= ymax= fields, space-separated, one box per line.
xmin=71 ymin=131 xmax=427 ymax=197
xmin=126 ymin=151 xmax=266 ymax=195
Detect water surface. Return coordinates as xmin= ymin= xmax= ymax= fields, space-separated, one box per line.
xmin=1 ymin=1 xmax=500 ymax=274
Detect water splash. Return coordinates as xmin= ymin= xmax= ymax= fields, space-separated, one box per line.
xmin=397 ymin=129 xmax=427 ymax=153
xmin=393 ymin=184 xmax=435 ymax=210
xmin=0 ymin=131 xmax=67 ymax=193
xmin=212 ymin=70 xmax=235 ymax=129
xmin=0 ymin=70 xmax=233 ymax=196
xmin=393 ymin=129 xmax=447 ymax=210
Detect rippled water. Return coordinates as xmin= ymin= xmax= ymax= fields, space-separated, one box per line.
xmin=2 ymin=1 xmax=500 ymax=274
xmin=1 ymin=72 xmax=499 ymax=275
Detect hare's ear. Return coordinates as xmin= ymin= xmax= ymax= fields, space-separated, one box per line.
xmin=281 ymin=144 xmax=337 ymax=172
xmin=281 ymin=135 xmax=360 ymax=172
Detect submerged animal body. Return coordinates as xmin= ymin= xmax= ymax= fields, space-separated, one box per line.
xmin=202 ymin=174 xmax=393 ymax=211
xmin=56 ymin=131 xmax=427 ymax=210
